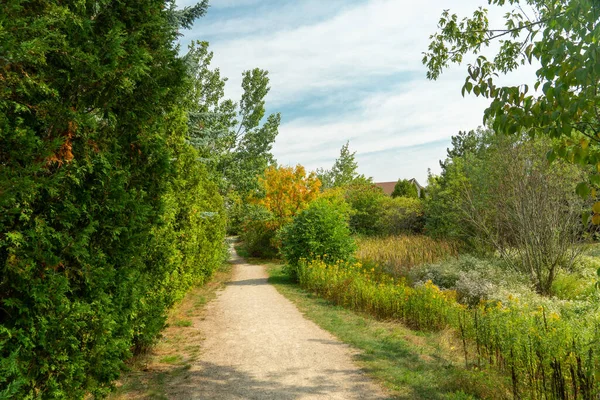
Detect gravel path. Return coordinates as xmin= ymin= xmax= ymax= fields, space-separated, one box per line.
xmin=167 ymin=245 xmax=389 ymax=399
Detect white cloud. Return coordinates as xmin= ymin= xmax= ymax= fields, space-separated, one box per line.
xmin=272 ymin=74 xmax=489 ymax=177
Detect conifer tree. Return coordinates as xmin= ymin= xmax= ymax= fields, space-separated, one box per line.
xmin=0 ymin=1 xmax=224 ymax=397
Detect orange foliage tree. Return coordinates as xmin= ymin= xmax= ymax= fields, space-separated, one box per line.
xmin=256 ymin=165 xmax=321 ymax=227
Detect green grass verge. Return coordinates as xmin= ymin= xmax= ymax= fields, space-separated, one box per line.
xmin=268 ymin=264 xmax=510 ymax=400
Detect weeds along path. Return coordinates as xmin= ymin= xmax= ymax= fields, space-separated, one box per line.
xmin=167 ymin=244 xmax=389 ymax=399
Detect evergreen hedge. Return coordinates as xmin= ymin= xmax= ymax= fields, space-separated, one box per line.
xmin=0 ymin=1 xmax=224 ymax=398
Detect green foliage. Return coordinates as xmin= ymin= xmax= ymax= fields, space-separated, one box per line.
xmin=330 ymin=141 xmax=360 ymax=187
xmin=185 ymin=42 xmax=280 ymax=198
xmin=410 ymin=256 xmax=530 ymax=306
xmin=424 ymin=129 xmax=485 ymax=243
xmin=426 ymin=128 xmax=587 ymax=293
xmin=377 ymin=196 xmax=424 ymax=235
xmin=299 ymin=256 xmax=600 ymax=398
xmin=137 ymin=137 xmax=226 ymax=350
xmin=316 ymin=141 xmax=365 ymax=190
xmin=551 ymin=256 xmax=599 ymax=300
xmin=279 ymin=196 xmax=356 ymax=278
xmin=298 ymin=259 xmax=459 ymax=331
xmin=459 ymin=300 xmax=600 ymax=400
xmin=550 ymin=273 xmax=594 ymax=301
xmin=391 ymin=179 xmax=418 ymax=199
xmin=0 ymin=2 xmax=225 ymax=398
xmin=344 ymin=181 xmax=387 ymax=235
xmin=315 ymin=167 xmax=334 ymax=190
xmin=239 ymin=205 xmax=279 ymax=259
xmin=224 ymin=191 xmax=246 ymax=235
xmin=343 ymin=182 xmax=424 ymax=236
xmin=424 ymin=165 xmax=473 ymax=244
xmin=423 ymin=0 xmax=600 ymax=203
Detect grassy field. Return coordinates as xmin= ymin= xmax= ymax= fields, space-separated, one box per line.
xmin=267 ymin=264 xmax=510 ymax=400
xmin=109 ymin=262 xmax=233 ymax=399
xmin=356 ymin=235 xmax=458 ymax=277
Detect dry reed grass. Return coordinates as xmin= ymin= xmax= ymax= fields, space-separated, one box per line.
xmin=356 ymin=235 xmax=458 ymax=277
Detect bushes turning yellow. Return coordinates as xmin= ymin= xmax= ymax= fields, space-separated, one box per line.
xmin=298 ymin=259 xmax=460 ymax=331
xmin=240 ymin=165 xmax=321 ymax=257
xmin=297 ymin=258 xmax=600 ymax=399
xmin=256 ymin=165 xmax=321 ymax=227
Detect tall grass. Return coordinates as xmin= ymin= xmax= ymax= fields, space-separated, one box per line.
xmin=297 ymin=258 xmax=600 ymax=399
xmin=356 ymin=235 xmax=458 ymax=276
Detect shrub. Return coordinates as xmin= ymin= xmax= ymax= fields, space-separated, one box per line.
xmin=409 ymin=255 xmax=531 ymax=305
xmin=550 ymin=256 xmax=599 ymax=300
xmin=279 ymin=196 xmax=355 ymax=278
xmin=135 ymin=139 xmax=226 ymax=351
xmin=344 ymin=183 xmax=424 ymax=237
xmin=344 ymin=181 xmax=387 ymax=235
xmin=239 ymin=205 xmax=279 ymax=258
xmin=391 ymin=179 xmax=419 ymax=198
xmin=225 ymin=192 xmax=246 ymax=235
xmin=377 ymin=196 xmax=424 ymax=235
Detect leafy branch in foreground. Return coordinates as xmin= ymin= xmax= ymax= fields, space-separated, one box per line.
xmin=423 ymin=0 xmax=600 ymax=215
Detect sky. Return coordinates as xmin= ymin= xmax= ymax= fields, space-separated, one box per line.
xmin=175 ymin=0 xmax=538 ymax=184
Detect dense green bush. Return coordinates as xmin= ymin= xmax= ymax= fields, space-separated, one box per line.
xmin=344 ymin=182 xmax=387 ymax=235
xmin=391 ymin=179 xmax=419 ymax=199
xmin=376 ymin=196 xmax=424 ymax=235
xmin=239 ymin=205 xmax=279 ymax=258
xmin=279 ymin=196 xmax=355 ymax=278
xmin=134 ymin=136 xmax=226 ymax=351
xmin=343 ymin=181 xmax=424 ymax=236
xmin=0 ymin=1 xmax=225 ymax=398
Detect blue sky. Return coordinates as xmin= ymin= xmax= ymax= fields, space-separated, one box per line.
xmin=176 ymin=0 xmax=537 ymax=184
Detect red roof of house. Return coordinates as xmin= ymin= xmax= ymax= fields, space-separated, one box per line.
xmin=374 ymin=179 xmax=424 ymax=196
xmin=374 ymin=181 xmax=396 ymax=196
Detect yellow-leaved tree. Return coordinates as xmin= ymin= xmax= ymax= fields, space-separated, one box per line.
xmin=257 ymin=165 xmax=321 ymax=228
xmin=241 ymin=164 xmax=321 ymax=257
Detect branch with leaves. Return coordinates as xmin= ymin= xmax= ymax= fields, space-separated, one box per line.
xmin=424 ymin=0 xmax=600 ymax=222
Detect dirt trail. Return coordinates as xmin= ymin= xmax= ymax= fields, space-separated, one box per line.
xmin=166 ymin=245 xmax=389 ymax=399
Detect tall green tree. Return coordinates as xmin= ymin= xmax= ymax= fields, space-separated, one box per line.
xmin=185 ymin=41 xmax=280 ymax=197
xmin=391 ymin=179 xmax=419 ymax=199
xmin=426 ymin=129 xmax=586 ymax=293
xmin=317 ymin=141 xmax=362 ymax=189
xmin=423 ymin=0 xmax=600 ymax=213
